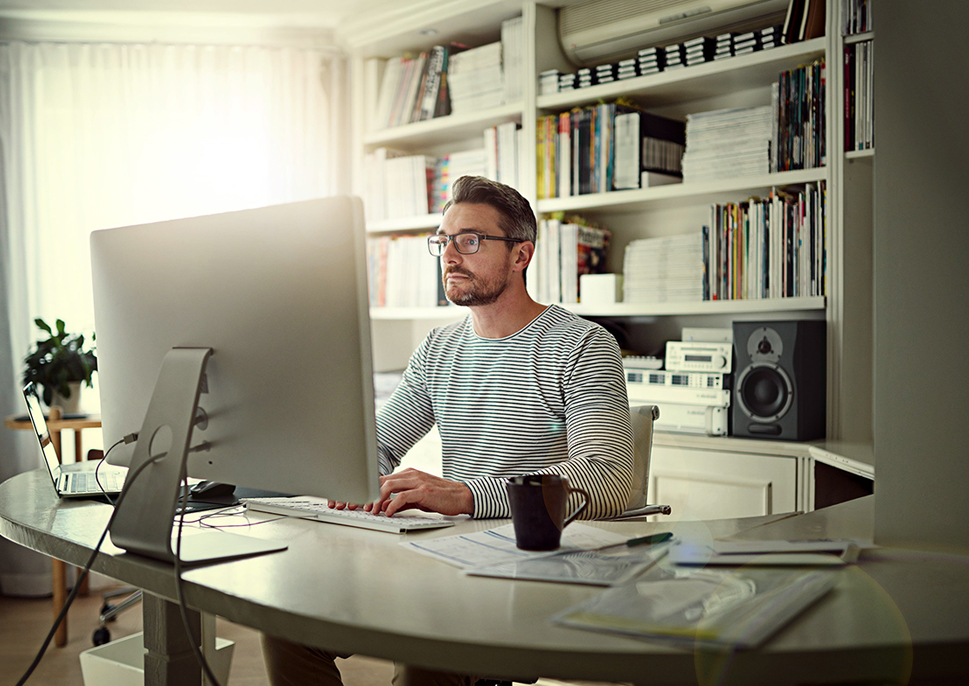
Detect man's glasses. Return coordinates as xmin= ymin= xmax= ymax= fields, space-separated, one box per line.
xmin=427 ymin=233 xmax=521 ymax=256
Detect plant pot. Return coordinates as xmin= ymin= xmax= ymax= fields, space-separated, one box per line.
xmin=50 ymin=382 xmax=82 ymax=414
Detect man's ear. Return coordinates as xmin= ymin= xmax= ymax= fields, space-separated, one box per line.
xmin=512 ymin=241 xmax=535 ymax=272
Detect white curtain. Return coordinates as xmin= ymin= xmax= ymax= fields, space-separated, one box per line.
xmin=0 ymin=40 xmax=343 ymax=595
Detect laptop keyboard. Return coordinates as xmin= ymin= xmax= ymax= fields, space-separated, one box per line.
xmin=65 ymin=470 xmax=125 ymax=494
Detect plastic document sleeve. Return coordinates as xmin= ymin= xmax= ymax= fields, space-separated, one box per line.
xmin=552 ymin=562 xmax=839 ymax=648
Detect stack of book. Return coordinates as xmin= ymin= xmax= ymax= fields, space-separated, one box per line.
xmin=530 ymin=217 xmax=609 ymax=305
xmin=732 ymin=31 xmax=758 ymax=55
xmin=623 ymin=233 xmax=705 ymax=304
xmin=772 ymin=57 xmax=826 ymax=171
xmin=703 ymin=181 xmax=827 ymax=301
xmin=484 ymin=121 xmax=522 ymax=190
xmin=714 ymin=33 xmax=732 ymax=60
xmin=844 ymin=42 xmax=873 ymax=152
xmin=366 ymin=234 xmax=444 ymax=308
xmin=558 ymin=72 xmax=577 ymax=91
xmin=782 ymin=0 xmax=825 ymax=44
xmin=449 ymin=41 xmax=504 ymax=113
xmin=614 ymin=109 xmax=685 ymax=190
xmin=427 ymin=149 xmax=489 ymax=213
xmin=638 ymin=47 xmax=663 ymax=75
xmin=537 ymin=104 xmax=684 ymax=198
xmin=842 ymin=0 xmax=873 ymax=34
xmin=595 ymin=63 xmax=617 ymax=84
xmin=372 ymin=44 xmax=460 ymax=130
xmin=682 ymin=105 xmax=773 ymax=182
xmin=577 ymin=67 xmax=594 ymax=88
xmin=362 ymin=149 xmax=434 ymax=222
xmin=663 ymin=43 xmax=685 ymax=70
xmin=683 ymin=36 xmax=712 ymax=66
xmin=539 ymin=69 xmax=560 ymax=95
xmin=501 ymin=16 xmax=524 ymax=105
xmin=760 ymin=25 xmax=782 ymax=49
xmin=617 ymin=58 xmax=638 ymax=80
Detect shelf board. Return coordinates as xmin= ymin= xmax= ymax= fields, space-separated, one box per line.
xmin=368 ymin=214 xmax=440 ymax=233
xmin=364 ymin=102 xmax=522 ymax=150
xmin=537 ymin=38 xmax=826 ymax=111
xmin=567 ymin=296 xmax=825 ymax=318
xmin=845 ymin=148 xmax=874 ymax=160
xmin=537 ymin=167 xmax=827 ymax=214
xmin=844 ymin=31 xmax=874 ymax=45
xmin=371 ymin=297 xmax=825 ymax=321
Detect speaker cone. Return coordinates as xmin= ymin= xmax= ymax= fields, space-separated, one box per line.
xmin=737 ymin=362 xmax=794 ymax=422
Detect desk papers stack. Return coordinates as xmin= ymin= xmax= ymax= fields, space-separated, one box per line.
xmin=402 ymin=523 xmax=669 ymax=586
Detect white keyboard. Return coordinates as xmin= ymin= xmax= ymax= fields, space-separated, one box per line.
xmin=241 ymin=497 xmax=456 ymax=534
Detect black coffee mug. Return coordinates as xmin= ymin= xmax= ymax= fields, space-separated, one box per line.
xmin=506 ymin=474 xmax=590 ymax=551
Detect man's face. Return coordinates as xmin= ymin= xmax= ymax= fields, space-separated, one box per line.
xmin=437 ymin=203 xmax=518 ymax=307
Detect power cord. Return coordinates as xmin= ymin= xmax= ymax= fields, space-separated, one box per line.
xmin=172 ymin=458 xmax=224 ymax=686
xmin=15 ymin=436 xmax=154 ymax=686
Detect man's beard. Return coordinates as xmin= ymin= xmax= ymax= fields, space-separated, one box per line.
xmin=444 ymin=267 xmax=510 ymax=307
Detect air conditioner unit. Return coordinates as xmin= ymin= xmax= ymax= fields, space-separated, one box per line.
xmin=559 ymin=0 xmax=791 ymax=66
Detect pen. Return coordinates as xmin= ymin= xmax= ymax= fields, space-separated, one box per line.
xmin=584 ymin=531 xmax=674 ymax=554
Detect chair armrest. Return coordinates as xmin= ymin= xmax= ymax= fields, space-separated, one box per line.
xmin=598 ymin=503 xmax=672 ymax=521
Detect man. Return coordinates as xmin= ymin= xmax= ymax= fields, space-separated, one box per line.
xmin=263 ymin=175 xmax=634 ymax=685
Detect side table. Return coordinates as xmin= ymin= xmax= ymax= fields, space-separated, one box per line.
xmin=4 ymin=408 xmax=102 ymax=647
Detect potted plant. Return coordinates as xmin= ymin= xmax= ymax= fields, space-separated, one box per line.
xmin=22 ymin=318 xmax=97 ymax=412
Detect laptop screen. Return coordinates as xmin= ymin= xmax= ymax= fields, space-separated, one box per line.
xmin=23 ymin=383 xmax=63 ymax=486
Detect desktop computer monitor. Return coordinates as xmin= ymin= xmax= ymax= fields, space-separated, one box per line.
xmin=90 ymin=197 xmax=381 ymax=561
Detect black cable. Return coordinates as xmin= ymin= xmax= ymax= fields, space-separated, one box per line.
xmin=15 ymin=443 xmax=158 ymax=686
xmin=172 ymin=458 xmax=224 ymax=686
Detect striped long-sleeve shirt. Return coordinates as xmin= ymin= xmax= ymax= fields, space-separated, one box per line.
xmin=375 ymin=304 xmax=634 ymax=519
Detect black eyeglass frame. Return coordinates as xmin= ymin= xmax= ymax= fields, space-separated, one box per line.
xmin=427 ymin=233 xmax=522 ymax=256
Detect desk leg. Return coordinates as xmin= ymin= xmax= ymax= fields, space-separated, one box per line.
xmin=75 ymin=431 xmax=89 ymax=597
xmin=143 ymin=592 xmax=203 ymax=686
xmin=52 ymin=559 xmax=68 ymax=647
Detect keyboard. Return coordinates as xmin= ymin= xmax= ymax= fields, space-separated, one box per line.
xmin=241 ymin=497 xmax=456 ymax=534
xmin=62 ymin=470 xmax=125 ymax=494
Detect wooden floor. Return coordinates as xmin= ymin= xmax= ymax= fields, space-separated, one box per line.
xmin=1 ymin=585 xmax=394 ymax=685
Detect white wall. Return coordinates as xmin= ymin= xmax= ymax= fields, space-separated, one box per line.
xmin=873 ymin=1 xmax=969 ymax=550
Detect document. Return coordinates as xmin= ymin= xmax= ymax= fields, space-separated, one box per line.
xmin=465 ymin=543 xmax=669 ymax=586
xmin=668 ymin=539 xmax=863 ymax=566
xmin=554 ymin=560 xmax=839 ymax=647
xmin=400 ymin=523 xmax=629 ymax=570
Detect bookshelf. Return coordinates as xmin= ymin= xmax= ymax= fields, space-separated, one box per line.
xmin=344 ymin=0 xmax=873 ymax=459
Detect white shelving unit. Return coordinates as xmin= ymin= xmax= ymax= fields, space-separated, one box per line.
xmin=344 ymin=0 xmax=874 ymax=517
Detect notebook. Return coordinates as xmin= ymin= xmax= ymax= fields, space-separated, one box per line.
xmin=23 ymin=383 xmax=127 ymax=497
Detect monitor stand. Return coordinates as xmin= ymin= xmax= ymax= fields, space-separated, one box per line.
xmin=108 ymin=347 xmax=286 ymax=565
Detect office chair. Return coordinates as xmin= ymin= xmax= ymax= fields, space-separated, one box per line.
xmin=603 ymin=404 xmax=671 ymax=521
xmin=476 ymin=405 xmax=670 ymax=686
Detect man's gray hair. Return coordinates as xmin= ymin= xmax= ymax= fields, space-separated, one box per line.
xmin=443 ymin=175 xmax=537 ymax=244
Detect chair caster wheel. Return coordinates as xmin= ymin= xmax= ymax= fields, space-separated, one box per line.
xmin=92 ymin=627 xmax=111 ymax=646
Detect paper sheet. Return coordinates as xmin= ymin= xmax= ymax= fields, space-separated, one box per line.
xmin=400 ymin=523 xmax=629 ymax=569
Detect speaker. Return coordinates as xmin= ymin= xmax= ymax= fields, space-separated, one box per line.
xmin=732 ymin=320 xmax=826 ymax=441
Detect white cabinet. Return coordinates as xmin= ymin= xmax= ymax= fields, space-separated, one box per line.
xmin=648 ymin=445 xmax=798 ymax=520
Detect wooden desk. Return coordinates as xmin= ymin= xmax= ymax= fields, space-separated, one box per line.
xmin=2 ymin=470 xmax=968 ymax=686
xmin=4 ymin=411 xmax=102 ymax=647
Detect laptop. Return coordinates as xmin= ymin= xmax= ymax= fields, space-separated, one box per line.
xmin=23 ymin=382 xmax=127 ymax=497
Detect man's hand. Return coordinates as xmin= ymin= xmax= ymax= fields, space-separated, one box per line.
xmin=365 ymin=468 xmax=474 ymax=517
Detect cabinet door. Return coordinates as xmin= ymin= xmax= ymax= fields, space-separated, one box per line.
xmin=649 ymin=446 xmax=797 ymax=520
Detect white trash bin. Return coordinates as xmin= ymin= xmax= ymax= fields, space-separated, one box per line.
xmin=80 ymin=631 xmax=234 ymax=686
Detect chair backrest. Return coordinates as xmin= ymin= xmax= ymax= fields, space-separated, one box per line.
xmin=626 ymin=404 xmax=659 ymax=510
